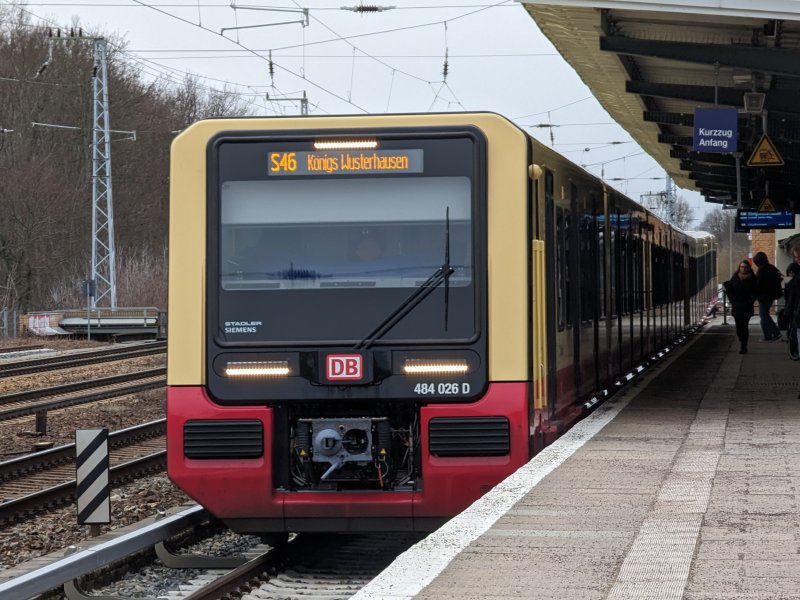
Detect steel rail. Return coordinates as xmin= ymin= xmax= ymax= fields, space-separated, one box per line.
xmin=0 ymin=344 xmax=45 ymax=355
xmin=0 ymin=367 xmax=166 ymax=406
xmin=0 ymin=341 xmax=166 ymax=378
xmin=0 ymin=450 xmax=166 ymax=523
xmin=0 ymin=505 xmax=207 ymax=599
xmin=180 ymin=549 xmax=280 ymax=600
xmin=0 ymin=419 xmax=166 ymax=480
xmin=0 ymin=374 xmax=166 ymax=422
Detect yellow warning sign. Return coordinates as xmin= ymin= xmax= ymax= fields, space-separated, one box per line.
xmin=747 ymin=135 xmax=783 ymax=167
xmin=758 ymin=198 xmax=776 ymax=212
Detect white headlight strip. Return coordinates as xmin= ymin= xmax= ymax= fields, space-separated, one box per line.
xmin=225 ymin=361 xmax=290 ymax=377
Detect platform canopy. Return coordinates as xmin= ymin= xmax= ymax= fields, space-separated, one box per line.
xmin=521 ymin=0 xmax=800 ymax=211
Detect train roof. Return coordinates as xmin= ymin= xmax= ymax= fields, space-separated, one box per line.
xmin=683 ymin=230 xmax=715 ymax=241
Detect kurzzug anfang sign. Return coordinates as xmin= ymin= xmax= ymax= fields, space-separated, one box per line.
xmin=693 ymin=108 xmax=738 ymax=153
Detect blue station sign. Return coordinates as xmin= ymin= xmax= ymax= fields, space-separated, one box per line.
xmin=693 ymin=108 xmax=738 ymax=153
xmin=736 ymin=210 xmax=795 ymax=231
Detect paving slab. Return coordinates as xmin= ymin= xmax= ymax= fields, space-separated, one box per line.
xmin=353 ymin=320 xmax=800 ymax=599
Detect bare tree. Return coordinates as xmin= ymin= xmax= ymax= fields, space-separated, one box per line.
xmin=0 ymin=7 xmax=250 ymax=312
xmin=699 ymin=207 xmax=751 ymax=279
xmin=672 ymin=196 xmax=696 ymax=230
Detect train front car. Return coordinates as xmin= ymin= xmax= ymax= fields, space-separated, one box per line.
xmin=167 ymin=113 xmax=532 ymax=533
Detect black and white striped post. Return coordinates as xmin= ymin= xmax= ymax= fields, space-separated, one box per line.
xmin=75 ymin=428 xmax=111 ymax=531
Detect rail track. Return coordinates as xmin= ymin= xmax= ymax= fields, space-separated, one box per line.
xmin=0 ymin=344 xmax=46 ymax=355
xmin=176 ymin=532 xmax=423 ymax=600
xmin=0 ymin=367 xmax=166 ymax=422
xmin=0 ymin=420 xmax=166 ymax=523
xmin=0 ymin=505 xmax=422 ymax=600
xmin=0 ymin=340 xmax=165 ymax=378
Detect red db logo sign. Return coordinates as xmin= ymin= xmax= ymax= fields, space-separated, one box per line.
xmin=326 ymin=354 xmax=363 ymax=381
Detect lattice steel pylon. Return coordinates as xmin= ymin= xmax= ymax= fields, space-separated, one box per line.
xmin=91 ymin=38 xmax=116 ymax=308
xmin=640 ymin=175 xmax=677 ymax=226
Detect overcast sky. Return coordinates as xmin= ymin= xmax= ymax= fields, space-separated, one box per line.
xmin=11 ymin=0 xmax=712 ymax=223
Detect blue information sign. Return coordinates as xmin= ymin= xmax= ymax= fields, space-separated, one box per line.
xmin=736 ymin=210 xmax=795 ymax=231
xmin=693 ymin=108 xmax=738 ymax=153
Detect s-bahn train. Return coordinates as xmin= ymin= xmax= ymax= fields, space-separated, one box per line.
xmin=167 ymin=112 xmax=716 ymax=534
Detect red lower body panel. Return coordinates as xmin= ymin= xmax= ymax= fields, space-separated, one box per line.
xmin=167 ymin=382 xmax=529 ymax=532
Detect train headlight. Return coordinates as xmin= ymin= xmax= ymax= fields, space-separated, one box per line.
xmin=402 ymin=358 xmax=469 ymax=376
xmin=313 ymin=138 xmax=377 ymax=150
xmin=224 ymin=360 xmax=291 ymax=378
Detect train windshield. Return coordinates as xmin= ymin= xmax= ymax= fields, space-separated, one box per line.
xmin=215 ymin=173 xmax=478 ymax=344
xmin=220 ymin=178 xmax=470 ymax=290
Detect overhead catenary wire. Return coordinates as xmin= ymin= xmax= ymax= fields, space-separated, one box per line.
xmin=0 ymin=2 xmax=437 ymax=119
xmin=20 ymin=3 xmax=521 ymax=8
xmin=128 ymin=0 xmax=369 ymax=112
xmin=4 ymin=0 xmax=520 ymax=115
xmin=129 ymin=50 xmax=560 ymax=58
xmin=0 ymin=1 xmax=285 ymax=115
xmin=6 ymin=0 xmax=613 ymax=134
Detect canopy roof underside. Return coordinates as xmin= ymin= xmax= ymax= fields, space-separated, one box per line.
xmin=522 ymin=1 xmax=800 ymax=210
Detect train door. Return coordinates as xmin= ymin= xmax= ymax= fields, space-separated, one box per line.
xmin=589 ymin=194 xmax=601 ymax=391
xmin=570 ymin=183 xmax=581 ymax=405
xmin=684 ymin=243 xmax=691 ymax=326
xmin=529 ymin=158 xmax=546 ymax=455
xmin=612 ymin=211 xmax=622 ymax=377
xmin=544 ymin=170 xmax=557 ymax=421
xmin=628 ymin=220 xmax=636 ymax=367
xmin=625 ymin=215 xmax=635 ymax=370
xmin=600 ymin=189 xmax=611 ymax=387
xmin=646 ymin=223 xmax=654 ymax=355
xmin=654 ymin=229 xmax=662 ymax=350
xmin=636 ymin=232 xmax=645 ymax=362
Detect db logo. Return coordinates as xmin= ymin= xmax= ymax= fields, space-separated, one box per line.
xmin=326 ymin=354 xmax=363 ymax=381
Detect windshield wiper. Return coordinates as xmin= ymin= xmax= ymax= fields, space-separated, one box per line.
xmin=355 ymin=208 xmax=453 ymax=350
xmin=443 ymin=206 xmax=450 ymax=332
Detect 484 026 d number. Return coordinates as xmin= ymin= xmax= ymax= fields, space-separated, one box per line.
xmin=413 ymin=382 xmax=471 ymax=395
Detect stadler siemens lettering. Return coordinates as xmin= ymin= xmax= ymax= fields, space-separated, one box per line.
xmin=224 ymin=320 xmax=262 ymax=334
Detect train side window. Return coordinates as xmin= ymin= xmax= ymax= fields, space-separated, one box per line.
xmin=636 ymin=237 xmax=644 ymax=313
xmin=597 ymin=217 xmax=606 ymax=319
xmin=620 ymin=228 xmax=628 ymax=316
xmin=609 ymin=215 xmax=618 ymax=318
xmin=565 ymin=207 xmax=573 ymax=328
xmin=626 ymin=216 xmax=634 ymax=314
xmin=655 ymin=245 xmax=664 ymax=306
xmin=580 ymin=212 xmax=594 ymax=323
xmin=651 ymin=245 xmax=658 ymax=306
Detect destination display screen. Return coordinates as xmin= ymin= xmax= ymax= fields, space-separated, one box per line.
xmin=735 ymin=210 xmax=795 ymax=230
xmin=268 ymin=149 xmax=423 ymax=176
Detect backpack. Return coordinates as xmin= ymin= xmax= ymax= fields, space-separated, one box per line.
xmin=767 ymin=265 xmax=783 ymax=300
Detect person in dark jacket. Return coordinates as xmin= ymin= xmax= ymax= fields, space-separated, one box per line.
xmin=784 ymin=247 xmax=800 ymax=361
xmin=753 ymin=251 xmax=782 ymax=342
xmin=724 ymin=260 xmax=758 ymax=354
xmin=783 ymin=263 xmax=800 ymax=318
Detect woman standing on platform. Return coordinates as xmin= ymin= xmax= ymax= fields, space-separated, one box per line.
xmin=724 ymin=260 xmax=758 ymax=354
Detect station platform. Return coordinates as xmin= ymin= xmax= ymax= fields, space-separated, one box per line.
xmin=355 ymin=316 xmax=800 ymax=600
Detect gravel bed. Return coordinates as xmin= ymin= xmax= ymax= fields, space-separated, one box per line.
xmin=0 ymin=339 xmax=192 ymax=577
xmin=0 ymin=339 xmax=107 ymax=353
xmin=0 ymin=354 xmax=165 ymax=395
xmin=0 ymin=385 xmax=166 ymax=458
xmin=0 ymin=475 xmax=192 ymax=572
xmin=84 ymin=529 xmax=264 ymax=600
